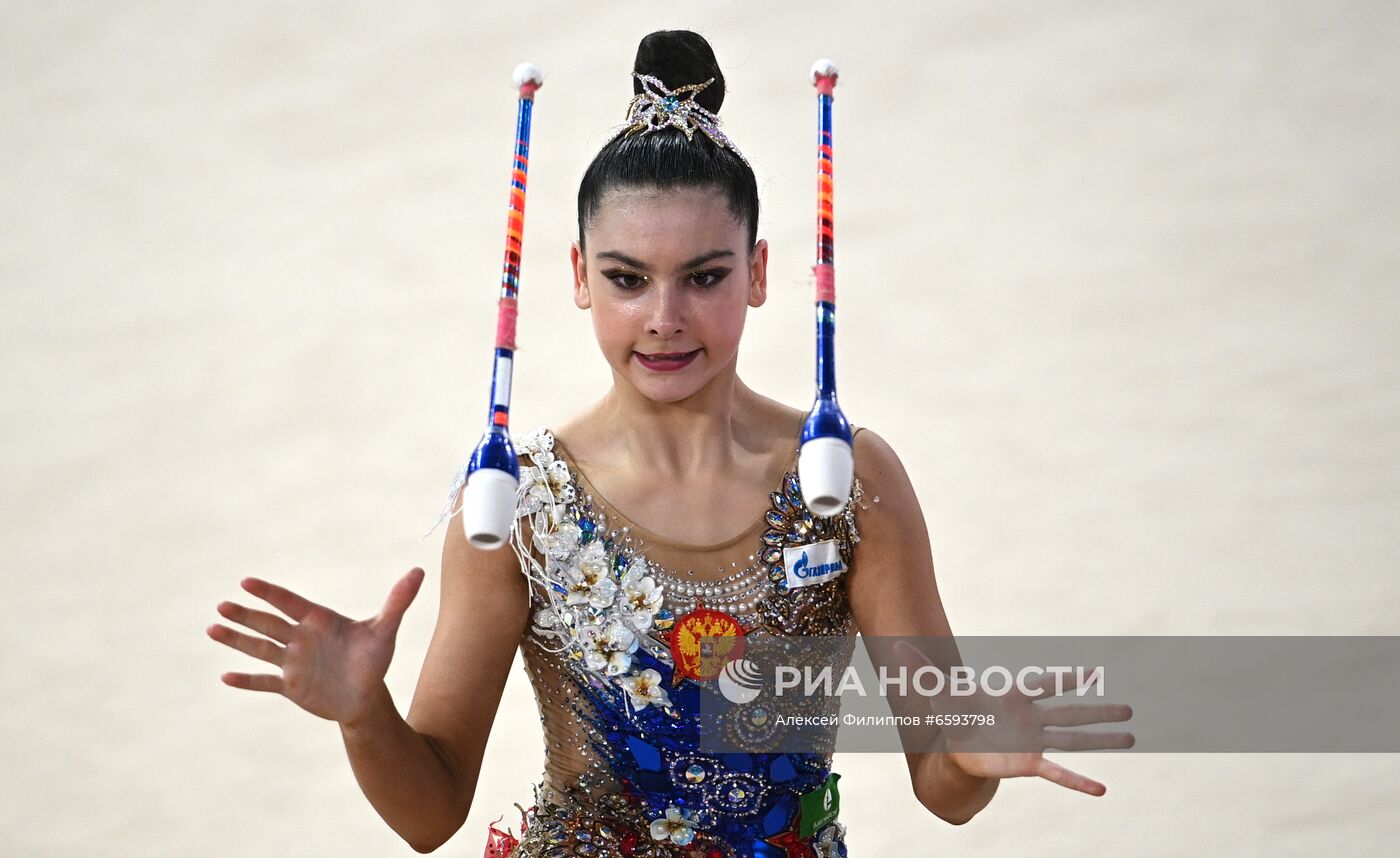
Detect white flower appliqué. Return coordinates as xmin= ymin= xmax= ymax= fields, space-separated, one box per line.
xmin=619 ymin=667 xmax=671 ymax=710
xmin=578 ymin=619 xmax=638 ymax=676
xmin=619 ymin=557 xmax=664 ymax=630
xmin=648 ymin=804 xmax=698 ymax=847
xmin=565 ymin=540 xmax=617 ymax=609
xmin=513 ymin=431 xmax=575 ymax=525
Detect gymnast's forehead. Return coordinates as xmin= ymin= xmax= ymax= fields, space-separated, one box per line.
xmin=585 ymin=185 xmax=747 ymax=249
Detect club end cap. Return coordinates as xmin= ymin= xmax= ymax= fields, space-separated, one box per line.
xmin=810 ymin=58 xmax=840 ymax=82
xmin=513 ymin=62 xmax=544 ymax=89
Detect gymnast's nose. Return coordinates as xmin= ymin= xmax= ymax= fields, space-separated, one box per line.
xmin=646 ymin=281 xmax=685 ymax=338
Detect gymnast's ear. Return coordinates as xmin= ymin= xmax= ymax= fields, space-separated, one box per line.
xmin=747 ymin=238 xmax=768 ymax=308
xmin=571 ymin=240 xmax=591 ymax=309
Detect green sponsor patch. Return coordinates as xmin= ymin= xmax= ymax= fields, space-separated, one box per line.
xmin=798 ymin=772 xmax=841 ymax=838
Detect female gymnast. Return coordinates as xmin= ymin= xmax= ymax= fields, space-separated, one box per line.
xmin=207 ymin=29 xmax=1132 ymax=857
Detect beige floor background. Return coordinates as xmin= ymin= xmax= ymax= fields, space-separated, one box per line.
xmin=3 ymin=1 xmax=1397 ymax=855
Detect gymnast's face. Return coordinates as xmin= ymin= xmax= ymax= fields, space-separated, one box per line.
xmin=571 ymin=185 xmax=767 ymax=402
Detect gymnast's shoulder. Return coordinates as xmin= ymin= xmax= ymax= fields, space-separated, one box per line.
xmin=850 ymin=424 xmax=903 ymax=490
xmin=845 ymin=426 xmax=939 ymax=630
xmin=849 ymin=425 xmax=923 ymax=527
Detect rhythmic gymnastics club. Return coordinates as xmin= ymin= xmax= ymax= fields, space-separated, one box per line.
xmin=797 ymin=58 xmax=855 ymax=517
xmin=460 ymin=62 xmax=544 ymax=550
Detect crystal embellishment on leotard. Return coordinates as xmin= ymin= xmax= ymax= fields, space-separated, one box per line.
xmin=814 ymin=821 xmax=849 ymax=858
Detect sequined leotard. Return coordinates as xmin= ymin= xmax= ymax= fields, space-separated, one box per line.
xmin=432 ymin=425 xmax=870 ymax=858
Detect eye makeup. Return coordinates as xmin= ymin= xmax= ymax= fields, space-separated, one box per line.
xmin=601 ymin=268 xmax=730 ymax=290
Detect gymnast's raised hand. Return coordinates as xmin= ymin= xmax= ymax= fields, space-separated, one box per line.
xmin=206 ymin=568 xmax=426 ymax=726
xmin=892 ymin=639 xmax=1136 ymax=797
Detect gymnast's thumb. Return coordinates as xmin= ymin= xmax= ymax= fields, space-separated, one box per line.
xmin=375 ymin=567 xmax=426 ymax=634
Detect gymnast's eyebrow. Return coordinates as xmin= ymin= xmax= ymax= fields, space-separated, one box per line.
xmin=595 ymin=249 xmax=735 ymax=270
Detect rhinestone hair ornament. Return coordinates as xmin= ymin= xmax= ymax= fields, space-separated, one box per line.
xmin=602 ymin=72 xmax=752 ymax=169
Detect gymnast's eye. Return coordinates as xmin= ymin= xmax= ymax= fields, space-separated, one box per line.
xmin=690 ymin=269 xmax=729 ymax=288
xmin=604 ymin=270 xmax=647 ymax=290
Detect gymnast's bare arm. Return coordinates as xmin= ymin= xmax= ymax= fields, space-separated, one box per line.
xmin=844 ymin=428 xmax=1000 ymax=825
xmin=342 ymin=488 xmax=532 ymax=852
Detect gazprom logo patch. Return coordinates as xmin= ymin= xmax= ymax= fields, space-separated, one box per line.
xmin=783 ymin=539 xmax=846 ymax=589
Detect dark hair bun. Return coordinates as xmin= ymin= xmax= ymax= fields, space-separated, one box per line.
xmin=633 ymin=30 xmax=725 ymax=115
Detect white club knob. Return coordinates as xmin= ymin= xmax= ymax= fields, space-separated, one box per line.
xmin=810 ymin=58 xmax=840 ymax=81
xmin=513 ymin=62 xmax=544 ymax=88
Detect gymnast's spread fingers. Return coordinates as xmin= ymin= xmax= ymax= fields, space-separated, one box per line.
xmin=206 ymin=622 xmax=287 ymax=667
xmin=215 ymin=600 xmax=296 ymax=645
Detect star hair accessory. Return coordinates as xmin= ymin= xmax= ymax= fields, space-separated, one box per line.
xmin=603 ymin=72 xmax=752 ymax=168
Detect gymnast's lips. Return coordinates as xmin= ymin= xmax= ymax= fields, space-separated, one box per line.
xmin=634 ymin=348 xmax=700 ymax=369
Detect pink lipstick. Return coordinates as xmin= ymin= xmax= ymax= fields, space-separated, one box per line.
xmin=635 ymin=349 xmax=700 ymax=372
